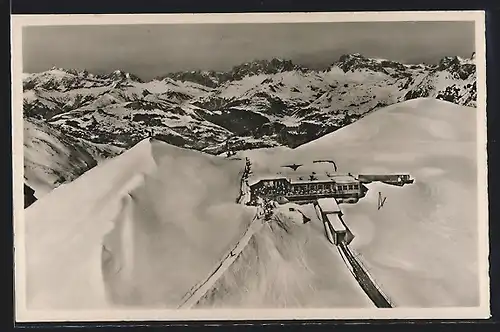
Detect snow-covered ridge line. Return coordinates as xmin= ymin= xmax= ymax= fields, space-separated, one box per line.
xmin=178 ymin=207 xmax=263 ymax=309
xmin=179 ymin=158 xmax=257 ymax=308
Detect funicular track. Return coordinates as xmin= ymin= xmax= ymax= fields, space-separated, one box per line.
xmin=337 ymin=242 xmax=393 ymax=308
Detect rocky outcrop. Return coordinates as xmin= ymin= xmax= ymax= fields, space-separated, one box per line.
xmin=24 ymin=184 xmax=37 ymax=208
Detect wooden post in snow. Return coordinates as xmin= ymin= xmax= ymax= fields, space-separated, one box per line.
xmin=377 ymin=191 xmax=387 ymax=210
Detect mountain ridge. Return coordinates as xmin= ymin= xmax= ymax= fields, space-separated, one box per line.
xmin=23 ymin=53 xmax=476 ymax=195
xmin=26 ymin=53 xmax=475 ymax=88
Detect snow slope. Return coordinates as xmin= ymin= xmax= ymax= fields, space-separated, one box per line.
xmin=196 ymin=202 xmax=373 ymax=308
xmin=238 ymin=98 xmax=479 ymax=307
xmin=23 ymin=117 xmax=98 ymax=198
xmin=22 ymin=97 xmax=479 ymax=312
xmin=24 ymin=138 xmax=255 ymax=310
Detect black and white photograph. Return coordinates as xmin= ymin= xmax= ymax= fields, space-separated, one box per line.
xmin=12 ymin=12 xmax=489 ymax=322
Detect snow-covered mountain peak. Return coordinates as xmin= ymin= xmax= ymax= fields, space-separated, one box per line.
xmin=438 ymin=56 xmax=462 ymax=68
xmin=157 ymin=58 xmax=309 ymax=88
xmin=97 ymin=69 xmax=144 ymax=83
xmin=49 ymin=66 xmax=68 ymax=72
xmin=44 ymin=67 xmax=94 ymax=78
xmin=333 ymin=53 xmax=410 ymax=77
xmin=23 ymin=66 xmax=146 ymax=93
xmin=337 ymin=53 xmax=364 ymax=62
xmin=438 ymin=54 xmax=476 ymax=69
xmin=157 ymin=70 xmax=222 ymax=88
xmin=229 ymin=58 xmax=307 ymax=79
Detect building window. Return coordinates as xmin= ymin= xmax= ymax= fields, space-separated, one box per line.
xmin=343 ymin=185 xmax=348 ymax=190
xmin=348 ymin=185 xmax=353 ymax=190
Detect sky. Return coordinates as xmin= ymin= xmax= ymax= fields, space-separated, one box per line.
xmin=23 ymin=21 xmax=475 ymax=81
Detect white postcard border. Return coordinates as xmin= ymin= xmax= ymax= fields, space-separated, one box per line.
xmin=11 ymin=11 xmax=489 ymax=322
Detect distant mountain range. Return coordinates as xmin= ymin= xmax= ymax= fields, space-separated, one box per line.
xmin=22 ymin=53 xmax=476 ymax=197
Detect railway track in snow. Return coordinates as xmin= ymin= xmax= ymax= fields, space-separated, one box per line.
xmin=338 ymin=242 xmax=393 ymax=308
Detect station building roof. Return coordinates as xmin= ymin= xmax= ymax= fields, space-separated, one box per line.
xmin=249 ymin=173 xmax=358 ymax=187
xmin=317 ymin=197 xmax=341 ymax=214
